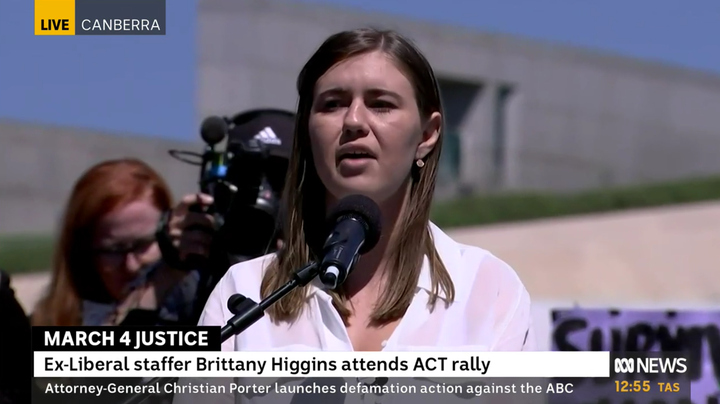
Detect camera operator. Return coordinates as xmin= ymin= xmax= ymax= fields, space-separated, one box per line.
xmin=156 ymin=108 xmax=295 ymax=324
xmin=28 ymin=109 xmax=293 ymax=403
xmin=31 ymin=105 xmax=295 ymax=329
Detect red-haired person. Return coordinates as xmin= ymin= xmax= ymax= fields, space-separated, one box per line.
xmin=31 ymin=158 xmax=214 ymax=327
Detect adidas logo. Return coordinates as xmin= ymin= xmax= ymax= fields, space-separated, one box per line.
xmin=253 ymin=127 xmax=282 ymax=146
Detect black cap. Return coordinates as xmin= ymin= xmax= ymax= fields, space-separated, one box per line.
xmin=227 ymin=108 xmax=295 ymax=159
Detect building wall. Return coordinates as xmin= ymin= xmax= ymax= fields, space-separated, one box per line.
xmin=0 ymin=120 xmax=200 ymax=234
xmin=198 ymin=0 xmax=720 ymax=194
xmin=4 ymin=0 xmax=720 ymax=233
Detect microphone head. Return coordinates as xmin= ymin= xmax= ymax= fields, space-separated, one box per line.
xmin=326 ymin=194 xmax=382 ymax=254
xmin=200 ymin=116 xmax=228 ymax=146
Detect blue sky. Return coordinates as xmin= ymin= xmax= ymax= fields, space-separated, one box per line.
xmin=1 ymin=0 xmax=718 ymax=140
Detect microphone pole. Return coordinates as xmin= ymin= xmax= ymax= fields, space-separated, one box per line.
xmin=119 ymin=261 xmax=322 ymax=404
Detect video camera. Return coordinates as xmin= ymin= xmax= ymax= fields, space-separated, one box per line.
xmin=163 ymin=108 xmax=294 ymax=324
xmin=169 ymin=109 xmax=294 ymax=262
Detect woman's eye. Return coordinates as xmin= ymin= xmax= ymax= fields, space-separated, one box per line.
xmin=321 ymin=100 xmax=342 ymax=110
xmin=370 ymin=100 xmax=394 ymax=111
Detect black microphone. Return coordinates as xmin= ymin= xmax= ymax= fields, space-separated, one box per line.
xmin=319 ymin=195 xmax=382 ymax=289
xmin=200 ymin=116 xmax=227 ymax=146
xmin=197 ymin=116 xmax=229 ymax=197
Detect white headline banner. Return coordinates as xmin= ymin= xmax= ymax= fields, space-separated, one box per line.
xmin=34 ymin=351 xmax=610 ymax=378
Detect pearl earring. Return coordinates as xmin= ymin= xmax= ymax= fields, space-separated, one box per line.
xmin=416 ymin=159 xmax=425 ymax=168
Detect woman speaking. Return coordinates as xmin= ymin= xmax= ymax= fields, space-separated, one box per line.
xmin=200 ymin=27 xmax=534 ymax=353
xmin=173 ymin=25 xmax=535 ymax=404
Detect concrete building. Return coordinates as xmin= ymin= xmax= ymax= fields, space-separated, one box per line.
xmin=4 ymin=0 xmax=720 ymax=234
xmin=6 ymin=2 xmax=720 ymax=361
xmin=198 ymin=0 xmax=720 ymax=195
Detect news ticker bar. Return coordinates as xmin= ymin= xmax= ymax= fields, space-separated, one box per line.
xmin=31 ymin=378 xmax=690 ymax=404
xmin=34 ymin=0 xmax=166 ymax=36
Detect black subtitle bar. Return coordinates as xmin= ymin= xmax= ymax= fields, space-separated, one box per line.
xmin=32 ymin=326 xmax=221 ymax=351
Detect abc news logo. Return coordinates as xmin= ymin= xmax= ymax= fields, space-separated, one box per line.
xmin=613 ymin=357 xmax=688 ymax=374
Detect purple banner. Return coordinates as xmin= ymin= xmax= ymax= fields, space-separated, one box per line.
xmin=551 ymin=308 xmax=720 ymax=404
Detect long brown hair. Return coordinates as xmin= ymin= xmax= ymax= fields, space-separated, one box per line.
xmin=31 ymin=158 xmax=173 ymax=326
xmin=261 ymin=28 xmax=455 ymax=325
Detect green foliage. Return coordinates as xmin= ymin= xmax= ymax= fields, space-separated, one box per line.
xmin=0 ymin=234 xmax=54 ymax=274
xmin=430 ymin=176 xmax=720 ymax=227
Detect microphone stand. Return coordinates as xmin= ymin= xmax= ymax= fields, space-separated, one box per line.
xmin=118 ymin=261 xmax=322 ymax=404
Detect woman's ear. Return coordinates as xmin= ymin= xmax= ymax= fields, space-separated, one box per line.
xmin=416 ymin=112 xmax=442 ymax=160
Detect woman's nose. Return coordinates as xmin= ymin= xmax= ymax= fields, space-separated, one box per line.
xmin=342 ymin=100 xmax=369 ymax=138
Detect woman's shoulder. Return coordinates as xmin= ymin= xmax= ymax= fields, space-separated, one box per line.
xmin=430 ymin=224 xmax=533 ymax=349
xmin=429 ymin=222 xmax=527 ymax=296
xmin=217 ymin=253 xmax=277 ymax=300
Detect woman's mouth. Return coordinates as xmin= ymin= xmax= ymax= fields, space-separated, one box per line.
xmin=337 ymin=152 xmax=375 ymax=174
xmin=339 ymin=151 xmax=373 ymax=160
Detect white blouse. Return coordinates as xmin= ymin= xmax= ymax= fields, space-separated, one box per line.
xmin=173 ymin=222 xmax=535 ymax=404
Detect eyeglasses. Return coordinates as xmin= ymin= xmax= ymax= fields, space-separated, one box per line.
xmin=94 ymin=235 xmax=156 ymax=258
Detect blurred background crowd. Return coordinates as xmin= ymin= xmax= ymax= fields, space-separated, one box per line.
xmin=2 ymin=0 xmax=720 ymax=403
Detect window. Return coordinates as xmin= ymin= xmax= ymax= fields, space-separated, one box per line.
xmin=493 ymin=84 xmax=514 ymax=188
xmin=438 ymin=129 xmax=461 ymax=184
xmin=436 ymin=78 xmax=482 ymax=189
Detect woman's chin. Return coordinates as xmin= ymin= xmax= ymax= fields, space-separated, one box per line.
xmin=329 ymin=186 xmax=396 ymax=208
